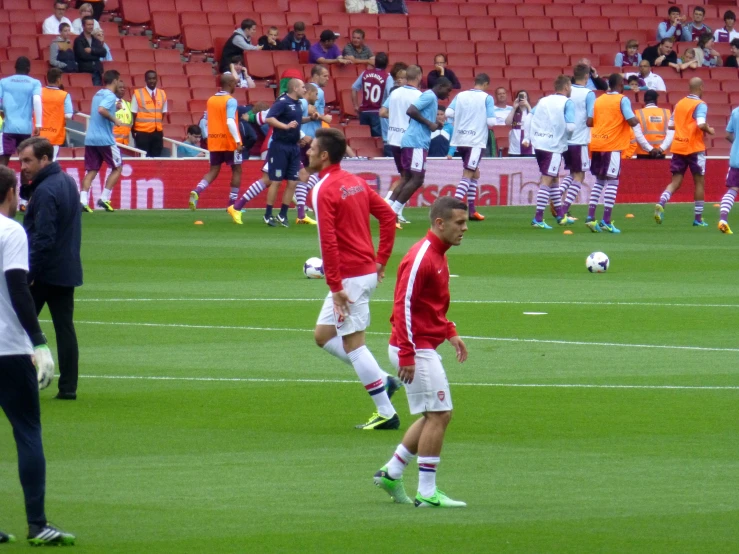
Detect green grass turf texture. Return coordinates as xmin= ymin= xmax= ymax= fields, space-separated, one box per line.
xmin=1 ymin=204 xmax=738 ymax=553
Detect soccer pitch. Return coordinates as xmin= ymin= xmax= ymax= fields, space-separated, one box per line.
xmin=2 ymin=204 xmax=738 ymax=553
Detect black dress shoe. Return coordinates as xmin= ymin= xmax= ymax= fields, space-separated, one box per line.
xmin=54 ymin=392 xmax=77 ymax=400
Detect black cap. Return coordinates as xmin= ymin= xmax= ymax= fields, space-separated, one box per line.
xmin=320 ymin=30 xmax=337 ymax=42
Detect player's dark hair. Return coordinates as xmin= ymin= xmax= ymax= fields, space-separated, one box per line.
xmin=59 ymin=22 xmax=70 ymax=32
xmin=103 ymin=69 xmax=120 ymax=85
xmin=15 ymin=56 xmax=31 ymax=75
xmin=429 ymin=196 xmax=467 ymax=224
xmin=433 ymin=76 xmax=452 ymax=90
xmin=390 ymin=62 xmax=408 ymax=79
xmin=627 ymin=75 xmax=640 ymax=84
xmin=475 ymin=73 xmax=490 ymax=86
xmin=608 ymin=73 xmax=623 ymax=90
xmin=374 ymin=52 xmax=389 ymax=70
xmin=241 ymin=18 xmax=257 ymax=30
xmin=54 ymin=0 xmax=67 ymax=7
xmin=554 ymin=74 xmax=570 ymax=91
xmin=668 ymin=6 xmax=681 ymax=15
xmin=314 ymin=128 xmax=346 ymax=164
xmin=693 ymin=6 xmax=705 ymax=15
xmin=573 ymin=63 xmax=589 ymax=81
xmin=0 ymin=166 xmax=17 ymax=205
xmin=145 ymin=69 xmax=158 ymax=80
xmin=352 ymin=28 xmax=365 ymax=39
xmin=305 ymin=83 xmax=318 ymax=94
xmin=644 ymin=90 xmax=658 ymax=104
xmin=659 ymin=37 xmax=675 ymax=46
xmin=81 ymin=15 xmax=95 ymax=24
xmin=724 ymin=10 xmax=736 ymax=21
xmin=47 ymin=67 xmax=63 ymax=84
xmin=294 ymin=21 xmax=306 ymax=32
xmin=187 ymin=124 xmax=201 ymax=135
xmin=311 ymin=64 xmax=328 ymax=77
xmin=17 ymin=137 xmax=54 ymax=163
xmin=405 ymin=65 xmax=422 ymax=82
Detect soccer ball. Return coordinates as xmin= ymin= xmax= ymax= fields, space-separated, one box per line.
xmin=586 ymin=252 xmax=609 ymax=273
xmin=303 ymin=257 xmax=324 ymax=279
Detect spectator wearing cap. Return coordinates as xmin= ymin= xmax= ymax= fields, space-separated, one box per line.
xmin=682 ymin=7 xmax=712 ymax=42
xmin=258 ymin=27 xmax=283 ymax=51
xmin=642 ymin=38 xmax=678 ymax=67
xmin=43 ymin=1 xmax=72 ymax=35
xmin=657 ymin=7 xmax=686 ymax=42
xmin=71 ymin=3 xmax=100 ymax=35
xmin=50 ymin=23 xmax=77 ymax=73
xmin=377 ymin=0 xmax=407 ymax=14
xmin=342 ymin=29 xmax=375 ymax=66
xmin=426 ymin=54 xmax=461 ymax=89
xmin=714 ymin=11 xmax=739 ymax=43
xmin=726 ymin=38 xmax=739 ymax=67
xmin=345 ymin=0 xmax=378 ymax=14
xmin=220 ymin=19 xmax=262 ymax=72
xmin=309 ymin=31 xmax=351 ymax=64
xmin=614 ymin=40 xmax=642 ymax=68
xmin=280 ymin=22 xmax=311 ymax=52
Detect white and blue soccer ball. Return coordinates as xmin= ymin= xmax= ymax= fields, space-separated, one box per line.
xmin=303 ymin=257 xmax=324 ymax=279
xmin=586 ymin=252 xmax=609 ymax=273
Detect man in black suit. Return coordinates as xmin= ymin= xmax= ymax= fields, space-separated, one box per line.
xmin=19 ymin=137 xmax=83 ymax=400
xmin=73 ymin=16 xmax=106 ymax=85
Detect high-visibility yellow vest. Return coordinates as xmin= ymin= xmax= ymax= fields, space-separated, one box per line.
xmin=113 ymin=100 xmax=132 ymax=145
xmin=132 ymin=88 xmax=166 ymax=133
xmin=623 ymin=106 xmax=670 ymax=158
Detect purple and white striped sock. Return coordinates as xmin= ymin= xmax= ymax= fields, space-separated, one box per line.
xmin=602 ymin=179 xmax=619 ymax=224
xmin=559 ymin=175 xmax=573 ymax=197
xmin=588 ymin=179 xmax=605 ymax=220
xmin=658 ymin=189 xmax=672 ymax=207
xmin=534 ymin=185 xmax=550 ymax=222
xmin=229 ymin=187 xmax=239 ymax=205
xmin=549 ymin=185 xmax=564 ymax=218
xmin=455 ymin=178 xmax=470 ymax=201
xmin=194 ymin=179 xmax=209 ymax=195
xmin=694 ymin=200 xmax=704 ymax=222
xmin=720 ymin=189 xmax=737 ymax=221
xmin=295 ymin=182 xmax=309 ymax=219
xmin=467 ymin=178 xmax=478 ymax=213
xmin=233 ymin=179 xmax=266 ymax=211
xmin=563 ymin=180 xmax=582 ymax=212
xmin=417 ymin=456 xmax=440 ymax=497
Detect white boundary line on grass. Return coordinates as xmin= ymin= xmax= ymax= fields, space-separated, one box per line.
xmin=74 ymin=297 xmax=739 ymax=309
xmin=44 ymin=319 xmax=739 ymax=354
xmin=80 ymin=374 xmax=739 ymax=391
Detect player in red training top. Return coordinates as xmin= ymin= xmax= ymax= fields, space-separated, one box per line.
xmin=308 ymin=128 xmax=401 ymax=430
xmin=373 ymin=195 xmax=469 ymax=508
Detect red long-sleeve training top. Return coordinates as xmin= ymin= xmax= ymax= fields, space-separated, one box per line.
xmin=390 ymin=231 xmax=458 ymax=367
xmin=312 ymin=163 xmax=397 ymax=293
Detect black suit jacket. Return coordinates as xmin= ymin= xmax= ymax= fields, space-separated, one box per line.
xmin=73 ymin=34 xmax=106 ymax=73
xmin=23 ymin=163 xmax=83 ymax=287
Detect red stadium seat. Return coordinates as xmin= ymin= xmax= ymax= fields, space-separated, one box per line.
xmin=469 ymin=30 xmax=501 ymax=43
xmin=538 ymin=54 xmax=564 ymax=67
xmin=129 ymin=62 xmax=153 ymax=76
xmin=446 ymin=42 xmax=475 ymax=55
xmin=174 ymin=0 xmax=201 ymax=11
xmin=339 ymin=89 xmax=357 ymax=118
xmin=167 ymin=112 xmax=198 ymax=126
xmin=507 ymin=54 xmax=538 ymax=67
xmin=185 ymin=64 xmax=214 ymax=77
xmin=161 ymin=75 xmax=189 ymax=87
xmin=9 ymin=10 xmax=36 ymax=23
xmin=487 ymin=5 xmax=513 ymax=17
xmin=190 ymin=87 xmax=213 ymax=100
xmin=288 ymin=0 xmax=319 ymax=24
xmin=505 ymin=42 xmax=534 ymax=56
xmin=524 ymin=18 xmax=552 ymax=30
xmin=149 ymin=0 xmax=176 ymax=10
xmin=510 ymin=78 xmax=542 ymax=92
xmin=504 ymin=67 xmax=533 ymax=79
xmin=121 ymin=1 xmax=151 ymax=25
xmin=244 ymin=51 xmax=275 ymax=79
xmin=262 ymin=13 xmax=287 ymax=27
xmin=188 ymin=99 xmax=207 ymax=112
xmin=499 ymin=30 xmax=529 ymax=42
xmin=573 ymin=5 xmax=601 ymax=17
xmin=128 ymin=50 xmax=155 ymax=63
xmin=182 ymin=25 xmax=213 ymax=53
xmin=246 ymin=88 xmax=276 ymax=103
xmin=381 ymin=27 xmax=407 ymax=40
xmin=459 ymin=4 xmax=487 ymax=16
xmin=349 ymin=14 xmax=379 ymax=28
xmin=271 ymin=51 xmax=299 ymax=67
xmin=431 ymin=3 xmax=459 ymax=16
xmin=405 ymin=1 xmax=430 ymax=15
xmin=317 ymin=1 xmax=345 ymax=15
xmin=534 ymin=42 xmax=563 ymax=55
xmin=533 ymin=67 xmax=563 ymax=80
xmin=9 ymin=37 xmax=38 ymax=60
xmin=408 ymin=15 xmax=439 ymax=30
xmin=121 ymin=36 xmax=153 ymax=50
xmin=156 ymin=63 xmax=184 ymax=76
xmin=552 ymin=17 xmax=581 ymax=31
xmin=475 ymin=43 xmax=505 ymax=56
xmin=253 ymin=0 xmax=288 ymax=12
xmin=545 ymin=5 xmax=573 ymax=17
xmin=188 ymin=75 xmax=216 ymax=88
xmin=517 ymin=5 xmax=545 ymax=17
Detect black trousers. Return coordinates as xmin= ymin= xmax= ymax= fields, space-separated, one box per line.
xmin=134 ymin=131 xmax=164 ymax=158
xmin=76 ymin=0 xmax=104 ymax=20
xmin=0 ymin=355 xmax=47 ymax=526
xmin=31 ymin=284 xmax=79 ymax=395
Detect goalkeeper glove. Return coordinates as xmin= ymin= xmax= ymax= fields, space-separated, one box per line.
xmin=33 ymin=345 xmax=55 ymax=390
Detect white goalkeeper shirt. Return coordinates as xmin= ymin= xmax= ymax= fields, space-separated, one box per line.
xmin=446 ymin=88 xmax=496 ymax=149
xmin=383 ymin=85 xmax=421 ymax=148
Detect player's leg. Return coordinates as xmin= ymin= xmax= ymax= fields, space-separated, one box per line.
xmin=277 ymin=148 xmax=301 ymax=226
xmin=585 ymin=153 xmax=605 ymax=232
xmin=394 ymin=148 xmax=427 ymax=206
xmin=467 ymin=166 xmax=484 ymax=221
xmin=295 ymin=170 xmax=319 ymax=224
xmin=564 ymin=170 xmax=585 ymax=217
xmin=230 ymin=166 xmax=270 ymax=224
xmin=386 ymin=146 xmax=409 ymax=203
xmin=598 ymin=153 xmax=621 ymax=233
xmin=96 ymin=146 xmax=123 ymax=212
xmin=80 ymin=146 xmax=103 ymax=211
xmin=453 ymin=148 xmax=473 ymax=203
xmin=276 ymin=180 xmax=298 ymax=227
xmin=719 ymin=169 xmax=739 ymax=234
xmin=43 ymin=286 xmax=79 ymax=399
xmin=691 ymin=154 xmax=708 ymax=226
xmin=532 ymin=151 xmax=563 ymax=229
xmin=655 ymin=154 xmax=687 ymax=223
xmin=190 ymin=150 xmax=224 ymax=210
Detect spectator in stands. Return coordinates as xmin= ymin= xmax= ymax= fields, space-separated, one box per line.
xmin=220 ymin=19 xmax=263 ymax=72
xmin=726 ymin=38 xmax=739 ymax=67
xmin=698 ymin=33 xmax=723 ymax=67
xmin=642 ymin=38 xmax=678 ymax=68
xmin=427 ymin=54 xmax=461 ymax=90
xmin=50 ymin=23 xmax=77 ymax=73
xmin=92 ymin=29 xmax=112 ymax=62
xmin=492 ymin=87 xmax=512 ymax=125
xmin=504 ymin=90 xmax=533 ymax=157
xmin=226 ymin=56 xmax=256 ymax=88
xmin=352 ymin=52 xmax=392 ymax=137
xmin=614 ymin=40 xmax=642 ymax=68
xmin=343 ymin=29 xmax=375 ymax=66
xmin=177 ymin=125 xmax=206 ymax=158
xmin=309 ymin=30 xmax=350 ymax=65
xmin=43 ymin=1 xmax=72 ymax=35
xmin=576 ymin=58 xmax=608 ymax=91
xmin=75 ymin=0 xmax=103 ymax=21
xmin=280 ymin=22 xmax=311 ymax=52
xmin=682 ymin=7 xmax=712 ymax=42
xmin=622 ymin=90 xmax=671 ymax=159
xmin=258 ymin=27 xmax=283 ymax=51
xmin=72 ymin=3 xmax=101 ymax=35
xmin=345 ymin=0 xmax=378 ymax=14
xmin=657 ymin=7 xmax=686 ymax=42
xmin=628 ymin=60 xmax=666 ymax=91
xmin=714 ymin=11 xmax=739 ymax=43
xmin=73 ymin=16 xmax=106 ymax=85
xmin=131 ymin=70 xmax=168 ymax=157
xmin=430 ymin=106 xmax=452 ymax=158
xmin=377 ymin=0 xmax=408 ymax=15
xmin=674 ymin=47 xmax=700 ymax=71
xmin=626 ymin=75 xmax=646 ymax=92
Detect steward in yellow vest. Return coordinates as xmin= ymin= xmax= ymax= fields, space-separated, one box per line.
xmin=622 ymin=90 xmax=673 ymax=159
xmin=131 ymin=70 xmax=167 ymax=157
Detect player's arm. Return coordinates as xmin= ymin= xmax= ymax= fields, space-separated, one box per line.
xmin=63 ymin=93 xmax=74 ymax=119
xmin=728 ymin=132 xmax=735 ymax=143
xmin=379 ymin=95 xmax=390 ymax=119
xmin=521 ymin=107 xmax=534 ymax=147
xmin=586 ymin=91 xmax=595 ymax=127
xmin=368 ymin=186 xmax=397 ymax=280
xmin=694 ymin=102 xmax=714 ymax=135
xmin=564 ymin=99 xmax=576 ymax=136
xmin=225 ymin=97 xmax=243 ymax=150
xmin=623 ymin=97 xmax=654 ymax=153
xmin=407 ymin=93 xmax=441 ymax=131
xmin=265 ymin=102 xmax=297 ymax=130
xmin=351 ymin=75 xmax=362 ymax=112
xmin=32 ymin=82 xmax=42 ymax=134
xmin=392 ymin=259 xmax=419 ymax=381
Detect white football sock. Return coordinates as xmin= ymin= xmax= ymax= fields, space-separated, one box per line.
xmin=101 ymin=187 xmax=112 ymax=202
xmin=80 ymin=190 xmax=89 ymax=206
xmin=348 ymin=346 xmax=395 ymax=418
xmin=417 ymin=456 xmax=440 ymax=497
xmin=391 ymin=201 xmax=404 ymax=214
xmin=386 ymin=444 xmax=416 ymax=479
xmin=322 ymin=336 xmax=350 ymax=365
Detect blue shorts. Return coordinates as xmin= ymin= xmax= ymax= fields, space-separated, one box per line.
xmin=267 ymin=141 xmax=301 ymax=182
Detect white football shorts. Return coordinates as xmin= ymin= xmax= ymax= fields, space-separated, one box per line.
xmin=388 ymin=345 xmax=453 ymax=414
xmin=316 ymin=272 xmax=377 ymax=336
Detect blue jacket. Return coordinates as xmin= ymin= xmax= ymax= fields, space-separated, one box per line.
xmin=23 ymin=162 xmax=83 ymax=287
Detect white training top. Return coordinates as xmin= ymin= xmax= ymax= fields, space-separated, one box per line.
xmin=529 ymin=94 xmax=571 ymax=153
xmin=383 ymin=85 xmax=421 ymax=147
xmin=568 ymin=84 xmax=595 ymax=146
xmin=446 ymin=88 xmax=496 ymax=149
xmin=0 ymin=214 xmax=33 ymax=356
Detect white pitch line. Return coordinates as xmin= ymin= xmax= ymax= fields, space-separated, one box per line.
xmin=73 ymin=297 xmax=739 ymax=309
xmin=43 ymin=319 xmax=739 ymax=354
xmin=80 ymin=374 xmax=739 ymax=391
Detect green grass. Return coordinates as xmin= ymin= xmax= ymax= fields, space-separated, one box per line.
xmin=2 ymin=204 xmax=738 ymax=553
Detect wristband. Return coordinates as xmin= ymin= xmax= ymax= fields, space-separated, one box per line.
xmin=31 ymin=335 xmax=48 ymax=348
